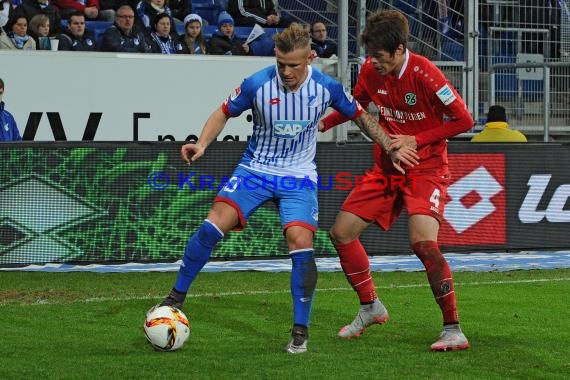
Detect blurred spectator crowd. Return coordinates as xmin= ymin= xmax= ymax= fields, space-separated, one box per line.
xmin=0 ymin=0 xmax=304 ymax=55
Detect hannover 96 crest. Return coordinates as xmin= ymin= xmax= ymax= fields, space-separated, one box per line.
xmin=405 ymin=92 xmax=417 ymax=105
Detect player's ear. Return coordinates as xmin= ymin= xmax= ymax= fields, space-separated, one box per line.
xmin=308 ymin=49 xmax=316 ymax=64
xmin=396 ymin=43 xmax=406 ymax=56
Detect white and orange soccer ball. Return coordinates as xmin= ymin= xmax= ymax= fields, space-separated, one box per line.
xmin=144 ymin=305 xmax=190 ymax=351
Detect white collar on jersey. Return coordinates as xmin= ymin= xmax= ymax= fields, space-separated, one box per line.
xmin=275 ymin=64 xmax=313 ymax=93
xmin=397 ymin=49 xmax=411 ymax=79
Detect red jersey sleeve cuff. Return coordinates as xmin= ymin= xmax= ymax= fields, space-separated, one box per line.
xmin=321 ymin=111 xmax=352 ymax=132
xmin=221 ymin=102 xmax=232 ymax=117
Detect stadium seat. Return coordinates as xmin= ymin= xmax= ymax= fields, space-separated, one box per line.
xmin=233 ymin=26 xmax=253 ymax=41
xmin=250 ymin=34 xmax=276 ymax=56
xmin=192 ymin=0 xmax=222 ymax=26
xmin=202 ymin=24 xmax=217 ymax=40
xmin=492 ymin=55 xmax=517 ymax=100
xmin=60 ymin=20 xmax=112 ymax=44
xmin=279 ymin=0 xmax=321 ymax=12
xmin=392 ymin=0 xmax=419 ymax=16
xmin=441 ymin=38 xmax=464 ymax=61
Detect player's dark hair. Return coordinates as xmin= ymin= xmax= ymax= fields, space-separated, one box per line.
xmin=273 ymin=22 xmax=311 ymax=53
xmin=360 ymin=10 xmax=409 ymax=56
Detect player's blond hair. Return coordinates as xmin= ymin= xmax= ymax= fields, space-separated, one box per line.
xmin=273 ymin=23 xmax=311 ymax=53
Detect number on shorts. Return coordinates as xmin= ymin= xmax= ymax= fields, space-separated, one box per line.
xmin=430 ymin=188 xmax=441 ymax=208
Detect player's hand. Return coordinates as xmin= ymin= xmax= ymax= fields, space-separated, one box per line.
xmin=318 ymin=120 xmax=326 ymax=132
xmin=389 ymin=146 xmax=419 ymax=174
xmin=181 ymin=143 xmax=205 ymax=165
xmin=389 ymin=134 xmax=417 ymax=150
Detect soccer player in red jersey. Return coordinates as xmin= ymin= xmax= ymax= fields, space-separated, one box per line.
xmin=319 ymin=9 xmax=473 ymax=351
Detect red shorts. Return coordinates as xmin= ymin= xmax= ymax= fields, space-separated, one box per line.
xmin=340 ymin=169 xmax=450 ymax=231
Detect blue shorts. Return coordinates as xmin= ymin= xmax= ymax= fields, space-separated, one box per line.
xmin=214 ymin=165 xmax=319 ymax=232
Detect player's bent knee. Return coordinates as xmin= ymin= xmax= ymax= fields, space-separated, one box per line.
xmin=287 ymin=236 xmax=313 ymax=251
xmin=329 ymin=226 xmax=354 ymax=245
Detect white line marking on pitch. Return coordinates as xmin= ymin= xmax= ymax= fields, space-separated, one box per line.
xmin=4 ymin=277 xmax=568 ymax=306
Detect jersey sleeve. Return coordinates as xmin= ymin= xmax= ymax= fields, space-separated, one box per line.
xmin=320 ymin=71 xmax=370 ymax=132
xmin=414 ymin=66 xmax=474 ymax=146
xmin=221 ymin=75 xmax=256 ymax=118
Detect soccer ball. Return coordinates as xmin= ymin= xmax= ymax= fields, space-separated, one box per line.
xmin=144 ymin=305 xmax=190 ymax=351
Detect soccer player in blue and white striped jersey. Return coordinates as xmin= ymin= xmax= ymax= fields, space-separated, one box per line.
xmin=156 ymin=23 xmax=418 ymax=354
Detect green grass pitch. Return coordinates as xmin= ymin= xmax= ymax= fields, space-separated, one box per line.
xmin=1 ymin=269 xmax=569 ymax=379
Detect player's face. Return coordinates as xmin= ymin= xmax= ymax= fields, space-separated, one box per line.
xmin=369 ymin=45 xmax=406 ymax=76
xmin=275 ymin=46 xmax=312 ymax=92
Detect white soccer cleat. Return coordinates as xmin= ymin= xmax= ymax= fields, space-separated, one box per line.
xmin=338 ymin=300 xmax=389 ymax=339
xmin=430 ymin=327 xmax=470 ymax=351
xmin=285 ymin=326 xmax=308 ymax=354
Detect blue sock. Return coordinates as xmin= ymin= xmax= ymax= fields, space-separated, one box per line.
xmin=290 ymin=249 xmax=317 ymax=328
xmin=174 ymin=219 xmax=224 ymax=293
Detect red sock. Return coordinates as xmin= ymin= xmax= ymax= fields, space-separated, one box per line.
xmin=412 ymin=241 xmax=459 ymax=324
xmin=335 ymin=239 xmax=377 ymax=303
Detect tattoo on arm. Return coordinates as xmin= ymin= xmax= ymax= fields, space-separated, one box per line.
xmin=354 ymin=112 xmax=391 ymax=153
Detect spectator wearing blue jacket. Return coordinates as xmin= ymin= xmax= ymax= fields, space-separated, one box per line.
xmin=0 ymin=78 xmax=22 ymax=141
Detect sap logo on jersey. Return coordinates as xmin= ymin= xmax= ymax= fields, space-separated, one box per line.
xmin=273 ymin=120 xmax=310 ymax=138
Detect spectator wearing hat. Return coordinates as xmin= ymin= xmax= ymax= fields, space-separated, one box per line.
xmin=208 ymin=11 xmax=250 ymax=56
xmin=471 ymin=105 xmax=528 ymax=142
xmin=227 ymin=0 xmax=291 ymax=28
xmin=175 ymin=12 xmax=206 ymax=54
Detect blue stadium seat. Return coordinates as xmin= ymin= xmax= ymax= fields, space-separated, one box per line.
xmin=441 ymin=38 xmax=464 ymax=61
xmin=60 ymin=20 xmax=112 ymax=44
xmin=192 ymin=0 xmax=222 ymax=26
xmin=202 ymin=24 xmax=217 ymax=39
xmin=233 ymin=26 xmax=253 ymax=41
xmin=492 ymin=55 xmax=517 ymax=100
xmin=279 ymin=0 xmax=326 ymax=12
xmin=392 ymin=0 xmax=419 ymax=16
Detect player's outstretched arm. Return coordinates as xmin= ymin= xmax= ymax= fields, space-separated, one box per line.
xmin=181 ymin=108 xmax=230 ymax=164
xmin=353 ymin=112 xmax=392 ymax=151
